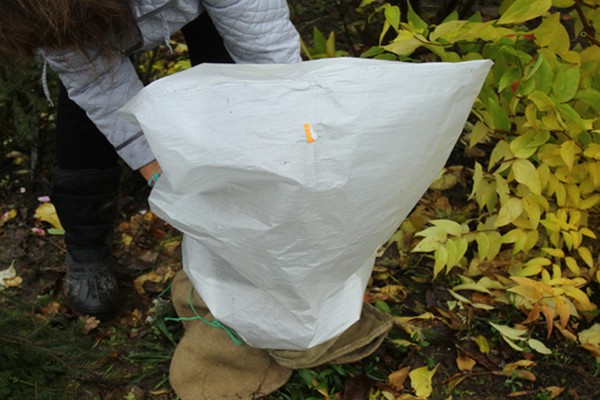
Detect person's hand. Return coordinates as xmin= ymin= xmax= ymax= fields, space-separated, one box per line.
xmin=138 ymin=159 xmax=161 ymax=182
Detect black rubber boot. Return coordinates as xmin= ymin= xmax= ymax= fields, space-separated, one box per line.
xmin=51 ymin=166 xmax=121 ymax=318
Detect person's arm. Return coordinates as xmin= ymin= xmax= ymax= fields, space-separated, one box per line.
xmin=201 ymin=0 xmax=302 ymax=64
xmin=40 ymin=47 xmax=156 ymax=172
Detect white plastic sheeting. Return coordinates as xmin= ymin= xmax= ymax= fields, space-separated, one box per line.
xmin=120 ymin=58 xmax=492 ymax=349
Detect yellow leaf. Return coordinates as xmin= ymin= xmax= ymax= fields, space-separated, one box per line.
xmin=430 ymin=219 xmax=463 ymax=236
xmin=533 ymin=13 xmax=570 ymax=56
xmin=409 ymin=365 xmax=438 ymax=398
xmin=509 ymin=263 xmax=543 ymax=277
xmin=433 ymin=246 xmax=448 ymax=279
xmin=325 ymin=31 xmax=336 ymax=58
xmin=383 ymin=30 xmax=423 ymax=56
xmin=577 ymin=247 xmax=594 ymax=268
xmin=560 ymin=141 xmax=579 ymax=171
xmin=564 ymin=257 xmax=580 ymax=276
xmin=490 ymin=322 xmax=528 ymax=341
xmin=542 ymin=247 xmax=565 ymax=258
xmin=498 ymin=0 xmax=551 ymax=24
xmin=0 ymin=208 xmax=17 ymax=228
xmin=512 ymin=159 xmax=542 ymax=195
xmin=476 ymin=232 xmax=490 ymax=260
xmin=473 ymin=335 xmax=491 ymax=353
xmin=564 ymin=286 xmax=595 ymax=311
xmin=469 ymin=121 xmax=489 ymax=147
xmin=580 ymin=194 xmax=600 ymax=210
xmin=495 ymin=198 xmax=524 ymax=227
xmin=578 ymin=324 xmax=600 ymax=346
xmin=528 ymin=338 xmax=552 ymax=354
xmin=579 ymin=227 xmax=596 ymax=239
xmin=34 ymin=202 xmax=64 ymax=230
xmin=522 ymin=196 xmax=541 ymax=228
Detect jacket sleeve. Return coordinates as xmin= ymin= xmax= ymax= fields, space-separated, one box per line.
xmin=40 ymin=48 xmax=155 ymax=170
xmin=201 ymin=0 xmax=302 ymax=64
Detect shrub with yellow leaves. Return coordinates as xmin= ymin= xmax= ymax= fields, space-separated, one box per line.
xmin=358 ymin=0 xmax=599 ymax=349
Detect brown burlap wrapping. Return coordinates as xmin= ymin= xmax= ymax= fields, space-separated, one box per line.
xmin=267 ymin=302 xmax=393 ymax=369
xmin=169 ymin=271 xmax=292 ymax=399
xmin=169 ymin=270 xmax=394 ymax=398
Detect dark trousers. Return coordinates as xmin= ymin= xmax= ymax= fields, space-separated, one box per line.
xmin=55 ymin=12 xmax=234 ymax=170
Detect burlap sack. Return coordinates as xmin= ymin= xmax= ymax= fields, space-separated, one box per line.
xmin=169 ymin=271 xmax=293 ymax=399
xmin=169 ymin=270 xmax=394 ymax=398
xmin=267 ymin=303 xmax=393 ymax=369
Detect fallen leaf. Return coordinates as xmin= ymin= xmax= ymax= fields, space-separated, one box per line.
xmin=34 ymin=202 xmax=64 ymax=230
xmin=41 ymin=301 xmax=64 ymax=316
xmin=388 ymin=367 xmax=410 ymax=389
xmin=409 ymin=364 xmax=438 ymax=398
xmin=0 ymin=264 xmax=22 ymax=290
xmin=472 ymin=335 xmax=491 ymax=354
xmin=503 ymin=359 xmax=536 ymax=373
xmin=133 ymin=265 xmax=176 ymax=294
xmin=545 ymin=386 xmax=565 ymax=398
xmin=82 ymin=316 xmax=101 ymax=333
xmin=528 ymin=338 xmax=552 ymax=354
xmin=456 ymin=348 xmax=476 ymax=371
xmin=445 ymin=372 xmax=469 ymax=393
xmin=0 ymin=209 xmax=17 ymax=228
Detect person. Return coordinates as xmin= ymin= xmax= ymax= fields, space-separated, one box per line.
xmin=0 ymin=0 xmax=302 ymax=317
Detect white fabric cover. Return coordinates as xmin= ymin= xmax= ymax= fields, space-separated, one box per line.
xmin=120 ymin=58 xmax=492 ymax=349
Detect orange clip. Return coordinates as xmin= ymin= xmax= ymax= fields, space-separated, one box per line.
xmin=304 ymin=123 xmax=315 ymax=143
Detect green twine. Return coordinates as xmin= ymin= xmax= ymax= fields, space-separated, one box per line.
xmin=164 ymin=287 xmax=245 ymax=346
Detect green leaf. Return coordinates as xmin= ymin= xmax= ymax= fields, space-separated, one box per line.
xmin=575 ymin=90 xmax=600 ymax=112
xmin=360 ymin=46 xmax=386 ymax=58
xmin=552 ymin=0 xmax=575 ymax=9
xmin=487 ymin=95 xmax=512 ymax=131
xmin=498 ymin=0 xmax=552 ymax=25
xmin=384 ymin=5 xmax=401 ymax=32
xmin=312 ymin=27 xmax=327 ymax=55
xmin=406 ymin=1 xmax=428 ymax=33
xmin=374 ymin=300 xmax=392 ymax=314
xmin=552 ymin=65 xmax=580 ymax=103
xmin=510 ymin=130 xmax=550 ymax=159
xmin=532 ymin=57 xmax=554 ymax=93
xmin=499 ymin=67 xmax=521 ymax=93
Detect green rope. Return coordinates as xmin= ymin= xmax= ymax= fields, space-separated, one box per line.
xmin=164 ymin=287 xmax=245 ymax=346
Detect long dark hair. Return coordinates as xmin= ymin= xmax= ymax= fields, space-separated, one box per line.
xmin=0 ymin=0 xmax=135 ymax=59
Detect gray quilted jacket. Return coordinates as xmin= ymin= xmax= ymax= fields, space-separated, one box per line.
xmin=41 ymin=0 xmax=301 ymax=170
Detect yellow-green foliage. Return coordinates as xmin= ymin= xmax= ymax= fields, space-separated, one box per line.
xmin=360 ymin=0 xmax=599 ymax=344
